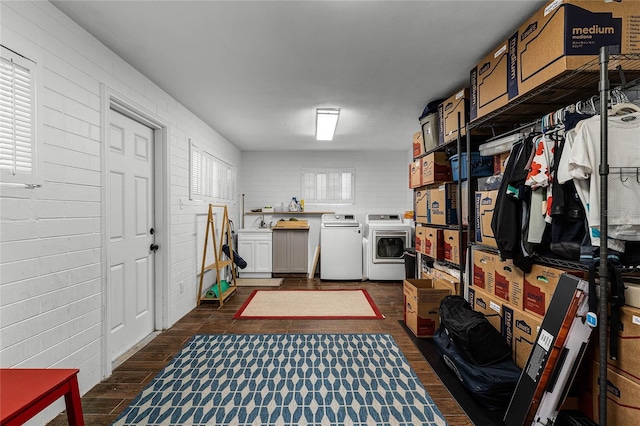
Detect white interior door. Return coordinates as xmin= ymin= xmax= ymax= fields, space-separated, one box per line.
xmin=108 ymin=108 xmax=156 ymax=361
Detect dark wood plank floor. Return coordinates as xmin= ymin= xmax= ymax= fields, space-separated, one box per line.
xmin=49 ymin=278 xmax=472 ymax=425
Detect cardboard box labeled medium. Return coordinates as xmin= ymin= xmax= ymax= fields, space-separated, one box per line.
xmin=514 ymin=0 xmax=640 ymax=101
xmin=413 ymin=131 xmax=425 ymax=159
xmin=470 ymin=38 xmax=513 ymax=122
xmin=468 ymin=286 xmax=503 ymax=333
xmin=409 ymin=160 xmax=422 ymax=189
xmin=428 ymin=183 xmax=458 ymax=226
xmin=502 ymin=305 xmax=542 ymax=369
xmin=475 ymin=190 xmax=498 ymax=248
xmin=421 ymin=152 xmax=452 ymax=185
xmin=415 ymin=225 xmax=426 ymax=255
xmin=438 ymin=88 xmax=470 ymax=145
xmin=403 ymin=279 xmax=451 ymax=338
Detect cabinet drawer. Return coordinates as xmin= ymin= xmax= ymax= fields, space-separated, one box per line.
xmin=238 ymin=232 xmax=272 ymax=241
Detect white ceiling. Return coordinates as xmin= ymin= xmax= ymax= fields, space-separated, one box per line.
xmin=52 ymin=0 xmax=546 ymax=152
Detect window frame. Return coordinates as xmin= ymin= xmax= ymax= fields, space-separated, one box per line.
xmin=0 ymin=45 xmax=40 ymax=186
xmin=189 ymin=138 xmax=236 ymax=204
xmin=301 ymin=167 xmax=355 ymax=205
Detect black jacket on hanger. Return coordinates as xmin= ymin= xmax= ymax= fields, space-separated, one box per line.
xmin=491 ymin=134 xmax=535 ymax=273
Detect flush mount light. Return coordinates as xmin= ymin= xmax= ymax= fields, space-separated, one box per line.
xmin=316 ymin=108 xmax=340 ymax=141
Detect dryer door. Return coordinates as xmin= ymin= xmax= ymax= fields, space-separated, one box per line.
xmin=372 ymin=230 xmax=408 ymax=264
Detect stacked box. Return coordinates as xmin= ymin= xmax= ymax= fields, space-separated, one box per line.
xmin=470 ymin=38 xmax=513 ymax=121
xmin=472 ymin=250 xmax=496 ymax=293
xmin=415 ymin=188 xmax=428 ymax=224
xmin=423 ymin=226 xmax=443 ymax=259
xmin=428 ymin=183 xmax=458 ymax=226
xmin=468 ymin=285 xmax=503 ymax=333
xmin=438 ymin=88 xmax=470 ymax=145
xmin=415 ymin=225 xmax=426 ymax=254
xmin=514 ymin=0 xmax=640 ymax=101
xmin=475 ymin=190 xmax=499 ymax=248
xmin=413 ymin=131 xmax=425 ymax=158
xmin=502 ymin=304 xmax=542 ymax=369
xmin=494 ymin=257 xmax=524 ymax=309
xmin=409 ymin=160 xmax=422 ymax=189
xmin=523 ymin=264 xmax=570 ymax=317
xmin=420 ymin=112 xmax=439 ymax=151
xmin=442 ymin=229 xmax=467 ymax=266
xmin=421 ymin=152 xmax=452 ymax=185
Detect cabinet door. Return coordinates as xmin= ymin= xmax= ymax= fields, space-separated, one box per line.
xmin=272 ymin=231 xmax=289 ymax=272
xmin=237 ymin=240 xmax=255 ymax=273
xmin=255 ymin=240 xmax=272 ymax=273
xmin=289 ymin=230 xmax=308 ymax=273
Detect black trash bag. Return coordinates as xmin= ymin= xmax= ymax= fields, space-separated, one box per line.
xmin=221 ymin=244 xmax=247 ymax=269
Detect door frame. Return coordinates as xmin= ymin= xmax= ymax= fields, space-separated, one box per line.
xmin=100 ymin=85 xmax=170 ymax=378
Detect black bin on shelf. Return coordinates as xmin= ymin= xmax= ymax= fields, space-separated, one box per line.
xmin=403 ymin=248 xmax=417 ymax=279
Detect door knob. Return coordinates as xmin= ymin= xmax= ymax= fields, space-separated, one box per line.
xmin=150 ymin=244 xmax=159 ymax=252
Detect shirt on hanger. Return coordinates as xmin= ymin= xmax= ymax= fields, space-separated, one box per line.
xmin=568 ymin=112 xmax=640 ymax=247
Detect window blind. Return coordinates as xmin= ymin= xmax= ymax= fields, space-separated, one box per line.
xmin=302 ymin=168 xmax=355 ymax=204
xmin=0 ymin=47 xmax=35 ymax=180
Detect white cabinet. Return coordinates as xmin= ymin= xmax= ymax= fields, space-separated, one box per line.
xmin=237 ymin=230 xmax=273 ymax=278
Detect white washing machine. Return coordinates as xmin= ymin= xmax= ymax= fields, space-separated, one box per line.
xmin=320 ymin=214 xmax=363 ymax=280
xmin=364 ymin=214 xmax=411 ymax=281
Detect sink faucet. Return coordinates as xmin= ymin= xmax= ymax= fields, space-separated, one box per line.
xmin=259 ymin=214 xmax=266 ymax=228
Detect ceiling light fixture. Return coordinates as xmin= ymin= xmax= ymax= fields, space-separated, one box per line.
xmin=316 ymin=108 xmax=340 ymax=141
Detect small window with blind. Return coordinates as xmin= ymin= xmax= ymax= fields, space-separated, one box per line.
xmin=0 ymin=46 xmax=38 ymax=185
xmin=190 ymin=139 xmax=236 ymax=203
xmin=301 ymin=168 xmax=355 ymax=205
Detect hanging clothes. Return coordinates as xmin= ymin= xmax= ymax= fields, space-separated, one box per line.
xmin=492 ymin=134 xmax=536 ymax=273
xmin=568 ymin=111 xmax=640 ymax=248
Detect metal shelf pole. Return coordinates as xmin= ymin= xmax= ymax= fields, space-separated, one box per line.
xmin=456 ymin=111 xmax=465 ymax=295
xmin=598 ymin=45 xmax=610 ymax=426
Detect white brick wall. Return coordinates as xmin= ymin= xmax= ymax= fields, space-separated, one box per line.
xmin=0 ymin=2 xmax=241 ymax=423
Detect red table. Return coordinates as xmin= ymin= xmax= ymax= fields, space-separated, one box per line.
xmin=0 ymin=368 xmax=84 ymax=425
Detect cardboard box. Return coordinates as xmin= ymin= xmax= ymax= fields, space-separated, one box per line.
xmin=523 ymin=264 xmax=568 ymax=317
xmin=468 ymin=285 xmax=503 ymax=333
xmin=494 ymin=152 xmax=510 ymax=174
xmin=475 ymin=190 xmax=498 ymax=248
xmin=624 ymin=278 xmax=640 ymax=309
xmin=412 ymin=131 xmax=425 ymax=158
xmin=438 ymin=88 xmax=470 ymax=145
xmin=420 ymin=112 xmax=439 ymax=151
xmin=409 ymin=160 xmax=422 ymax=189
xmin=606 ymin=304 xmax=640 ymax=383
xmin=403 ymin=279 xmax=451 ymax=337
xmin=415 ymin=225 xmax=426 ymax=254
xmin=502 ymin=305 xmax=542 ymax=369
xmin=423 ymin=226 xmax=443 ymax=259
xmin=494 ymin=257 xmax=524 ymax=308
xmin=472 ymin=250 xmax=496 ymax=293
xmin=584 ymin=362 xmax=640 ymax=426
xmin=432 ymin=269 xmax=460 ymax=296
xmin=415 ymin=188 xmax=428 ymax=224
xmin=428 ymin=183 xmax=458 ymax=226
xmin=470 ymin=38 xmax=513 ymax=122
xmin=421 ymin=152 xmax=452 ymax=185
xmin=443 ymin=229 xmax=467 ymax=266
xmin=514 ymin=0 xmax=640 ymax=101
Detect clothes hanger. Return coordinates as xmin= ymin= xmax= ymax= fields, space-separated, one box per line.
xmin=608 ymin=102 xmax=640 ymax=116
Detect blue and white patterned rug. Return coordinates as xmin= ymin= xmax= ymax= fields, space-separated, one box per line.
xmin=112 ymin=334 xmax=447 ymax=426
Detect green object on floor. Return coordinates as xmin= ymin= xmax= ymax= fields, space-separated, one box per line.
xmin=206 ymin=280 xmax=229 ymax=298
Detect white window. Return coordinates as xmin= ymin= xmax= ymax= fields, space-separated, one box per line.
xmin=302 ymin=168 xmax=355 ymax=205
xmin=190 ymin=139 xmax=236 ymax=203
xmin=0 ymin=46 xmax=38 ymax=185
